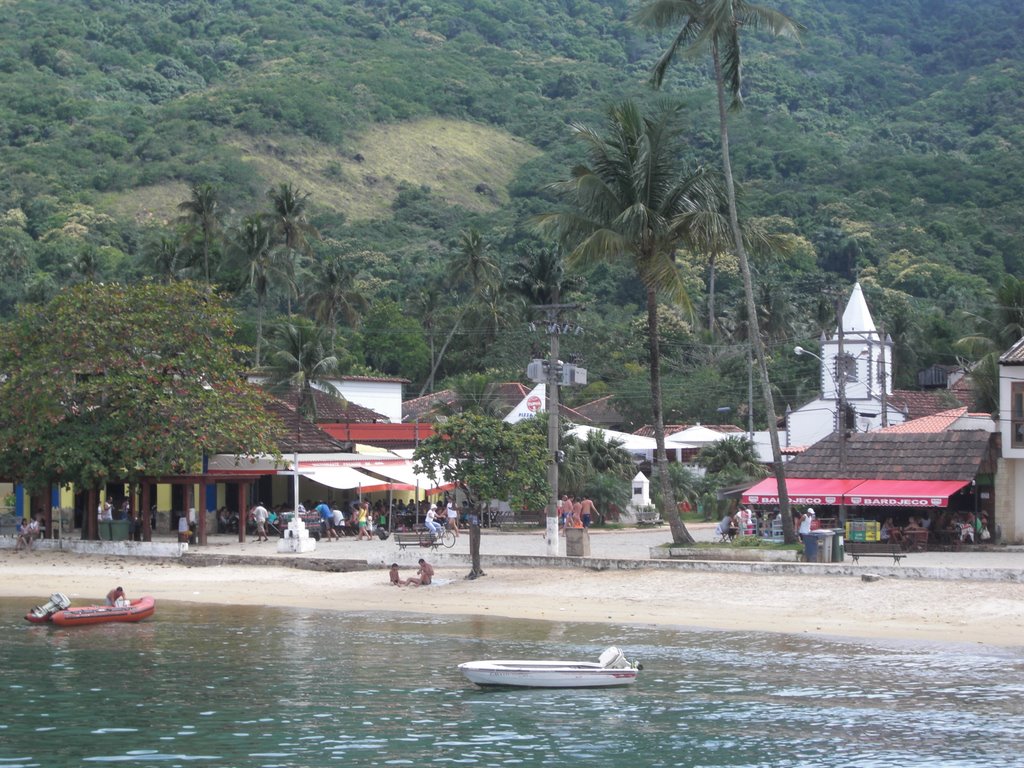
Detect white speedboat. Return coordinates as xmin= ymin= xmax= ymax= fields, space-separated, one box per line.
xmin=458 ymin=646 xmax=641 ymax=688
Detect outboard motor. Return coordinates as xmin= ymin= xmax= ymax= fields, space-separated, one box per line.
xmin=598 ymin=646 xmax=643 ymax=671
xmin=26 ymin=592 xmax=71 ymax=623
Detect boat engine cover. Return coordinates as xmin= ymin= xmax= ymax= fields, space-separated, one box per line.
xmin=599 ymin=647 xmax=627 ymax=669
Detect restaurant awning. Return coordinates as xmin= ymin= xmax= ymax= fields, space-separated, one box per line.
xmin=304 ymin=466 xmax=392 ymax=492
xmin=844 ymin=479 xmax=970 ymax=508
xmin=741 ymin=477 xmax=862 ymax=506
xmin=742 ymin=477 xmax=971 ymax=508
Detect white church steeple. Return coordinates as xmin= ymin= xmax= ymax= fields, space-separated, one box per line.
xmin=820 ymin=282 xmax=892 ymax=411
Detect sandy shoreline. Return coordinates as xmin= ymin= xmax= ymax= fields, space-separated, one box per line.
xmin=4 ymin=550 xmax=1022 ymax=648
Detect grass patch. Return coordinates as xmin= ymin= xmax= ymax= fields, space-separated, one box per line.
xmin=103 ymin=118 xmax=540 ymax=225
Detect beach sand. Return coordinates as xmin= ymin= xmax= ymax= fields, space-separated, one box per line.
xmin=4 ymin=550 xmax=1022 ymax=647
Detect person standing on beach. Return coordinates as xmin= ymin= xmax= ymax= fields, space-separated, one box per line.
xmin=446 ymin=502 xmax=459 ymax=539
xmin=579 ymin=496 xmax=596 ymax=528
xmin=251 ymin=502 xmax=269 ymax=542
xmin=316 ymin=500 xmax=339 ymax=540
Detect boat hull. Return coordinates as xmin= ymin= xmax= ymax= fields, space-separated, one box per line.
xmin=45 ymin=596 xmax=156 ymax=627
xmin=458 ymin=660 xmax=638 ymax=688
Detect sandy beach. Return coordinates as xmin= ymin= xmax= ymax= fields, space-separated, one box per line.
xmin=4 ymin=547 xmax=1023 ymax=648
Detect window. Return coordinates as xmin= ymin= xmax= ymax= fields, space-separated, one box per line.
xmin=1013 ymin=382 xmax=1024 ymax=449
xmin=835 ymin=352 xmax=858 ymax=383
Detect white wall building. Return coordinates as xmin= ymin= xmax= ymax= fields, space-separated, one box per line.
xmin=995 ymin=337 xmax=1024 ymax=543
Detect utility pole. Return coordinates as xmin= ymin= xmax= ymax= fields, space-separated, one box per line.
xmin=527 ymin=304 xmax=582 ymax=557
xmin=545 ymin=305 xmax=562 ymax=558
xmin=879 ymin=325 xmax=889 ymax=428
xmin=836 ymin=296 xmax=849 ymax=528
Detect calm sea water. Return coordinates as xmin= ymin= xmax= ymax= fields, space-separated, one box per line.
xmin=1 ymin=598 xmax=1022 ymax=768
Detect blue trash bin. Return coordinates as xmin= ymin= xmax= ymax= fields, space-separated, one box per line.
xmin=802 ymin=532 xmax=818 ymax=562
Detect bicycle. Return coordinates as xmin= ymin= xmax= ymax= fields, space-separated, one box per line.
xmin=437 ymin=524 xmax=456 ymax=548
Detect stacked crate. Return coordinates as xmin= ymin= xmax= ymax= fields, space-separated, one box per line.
xmin=845 ymin=519 xmax=880 ymax=542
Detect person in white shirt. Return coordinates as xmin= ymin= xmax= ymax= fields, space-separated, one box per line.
xmin=424 ymin=504 xmax=442 ymax=539
xmin=251 ymin=503 xmax=269 ymax=542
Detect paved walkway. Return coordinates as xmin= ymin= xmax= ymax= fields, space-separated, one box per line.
xmin=183 ymin=522 xmax=1024 ymax=577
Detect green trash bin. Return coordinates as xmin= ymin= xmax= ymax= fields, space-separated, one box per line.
xmin=98 ymin=521 xmax=112 ymax=541
xmin=832 ymin=528 xmax=845 ymax=562
xmin=110 ymin=519 xmax=130 ymax=541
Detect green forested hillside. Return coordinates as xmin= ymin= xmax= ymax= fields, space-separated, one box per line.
xmin=1 ymin=0 xmax=1021 ymax=425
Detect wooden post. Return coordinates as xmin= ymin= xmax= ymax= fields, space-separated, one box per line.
xmin=141 ymin=482 xmax=152 ymax=542
xmin=237 ymin=483 xmax=248 ymax=543
xmin=198 ymin=481 xmax=207 ymax=546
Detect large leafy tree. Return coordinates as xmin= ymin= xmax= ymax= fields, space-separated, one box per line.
xmin=537 ymin=99 xmax=723 ymax=544
xmin=413 ymin=412 xmax=549 ymax=516
xmin=0 ymin=282 xmax=281 ymax=497
xmin=637 ymin=0 xmax=802 ymax=543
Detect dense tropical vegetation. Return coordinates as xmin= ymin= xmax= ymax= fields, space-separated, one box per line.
xmin=1 ymin=0 xmax=1022 ymax=438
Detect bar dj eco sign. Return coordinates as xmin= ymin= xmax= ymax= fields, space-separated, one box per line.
xmin=848 ymin=495 xmax=945 ymax=507
xmin=745 ymin=495 xmax=842 ymax=506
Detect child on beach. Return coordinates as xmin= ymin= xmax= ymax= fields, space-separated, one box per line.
xmin=389 ymin=563 xmax=405 ymax=586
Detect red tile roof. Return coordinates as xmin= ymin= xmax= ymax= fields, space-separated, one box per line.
xmin=887 ymin=389 xmax=966 ymax=421
xmin=878 ymin=407 xmax=967 ymax=434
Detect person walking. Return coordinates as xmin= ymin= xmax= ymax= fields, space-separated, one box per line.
xmin=251 ymin=502 xmax=269 ymax=542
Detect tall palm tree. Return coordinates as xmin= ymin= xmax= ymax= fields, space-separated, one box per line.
xmin=266 ymin=183 xmax=318 ymax=314
xmin=537 ymin=99 xmax=724 ymax=545
xmin=637 ymin=0 xmax=802 ymax=542
xmin=507 ymin=245 xmax=583 ymax=307
xmin=265 ymin=317 xmax=341 ymax=425
xmin=143 ymin=235 xmax=181 ymax=284
xmin=419 ymin=229 xmax=501 ymax=396
xmin=305 ymin=253 xmax=368 ymax=349
xmin=227 ymin=214 xmax=292 ymax=367
xmin=176 ymin=183 xmax=222 ymax=285
xmin=266 ymin=183 xmax=318 ymax=255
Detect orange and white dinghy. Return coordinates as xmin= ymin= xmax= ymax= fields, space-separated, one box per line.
xmin=25 ymin=593 xmax=156 ymax=626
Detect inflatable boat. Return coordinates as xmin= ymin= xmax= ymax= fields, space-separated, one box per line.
xmin=25 ymin=593 xmax=156 ymax=626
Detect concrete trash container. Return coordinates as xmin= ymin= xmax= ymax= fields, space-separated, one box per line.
xmin=110 ymin=519 xmax=130 ymax=541
xmin=814 ymin=530 xmax=834 ymax=562
xmin=832 ymin=528 xmax=845 ymax=562
xmin=565 ymin=528 xmax=591 ymax=557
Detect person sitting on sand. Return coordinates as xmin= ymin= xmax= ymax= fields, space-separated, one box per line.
xmin=406 ymin=558 xmax=434 ymax=587
xmin=15 ymin=519 xmax=31 ymax=552
xmin=105 ymin=586 xmax=127 ymax=607
xmin=389 ymin=563 xmax=406 ymax=586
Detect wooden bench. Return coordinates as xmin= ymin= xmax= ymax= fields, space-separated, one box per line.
xmin=393 ymin=529 xmax=440 ymax=550
xmin=847 ymin=542 xmax=905 ymax=565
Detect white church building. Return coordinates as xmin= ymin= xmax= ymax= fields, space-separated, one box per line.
xmin=786 ymin=283 xmax=907 ymax=449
